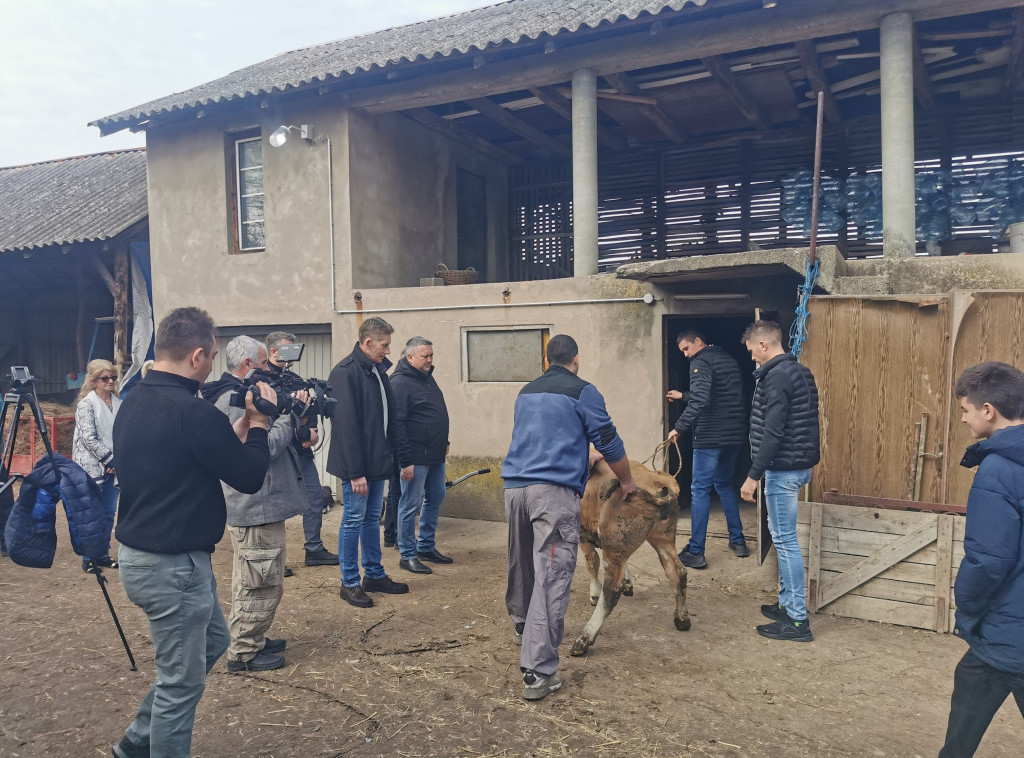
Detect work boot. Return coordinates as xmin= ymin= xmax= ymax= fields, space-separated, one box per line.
xmin=340 ymin=584 xmax=373 ymax=608
xmin=264 ymin=638 xmax=286 ymax=654
xmin=227 ymin=649 xmax=286 ymax=672
xmin=304 ymin=547 xmax=338 ymax=566
xmin=678 ymin=549 xmax=707 ymax=569
xmin=756 ymin=614 xmax=813 ymax=642
xmin=362 ymin=575 xmax=409 ymax=594
xmin=112 ymin=736 xmax=149 ymax=758
xmin=761 ymin=602 xmax=787 ymax=621
xmin=522 ymin=670 xmax=563 ymax=701
xmin=399 ymin=557 xmax=432 ymax=574
xmin=729 ymin=541 xmax=750 ymax=558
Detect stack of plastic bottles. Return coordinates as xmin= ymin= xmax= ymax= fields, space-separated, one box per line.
xmin=781 ymin=169 xmax=846 ymax=236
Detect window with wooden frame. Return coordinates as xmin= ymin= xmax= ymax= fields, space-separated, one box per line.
xmin=227 ymin=129 xmax=265 ymax=253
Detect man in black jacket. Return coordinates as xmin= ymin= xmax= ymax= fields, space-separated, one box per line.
xmin=740 ymin=320 xmax=820 ymax=643
xmin=327 ymin=317 xmax=412 ymax=608
xmin=666 ymin=329 xmax=749 ymax=569
xmin=111 ymin=307 xmax=274 ymax=758
xmin=390 ymin=336 xmax=452 ymax=575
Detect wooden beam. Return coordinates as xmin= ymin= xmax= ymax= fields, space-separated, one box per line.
xmin=528 ymin=86 xmax=627 ymax=150
xmin=556 ymin=87 xmax=658 ymax=105
xmin=701 ymin=55 xmax=770 ymax=131
xmin=87 ymin=251 xmax=117 ymax=297
xmin=402 ymin=109 xmax=522 ymax=164
xmin=464 ymin=97 xmax=570 ymax=156
xmin=794 ymin=40 xmax=843 ymax=123
xmin=344 ymin=0 xmax=1021 ymax=115
xmin=1004 ymin=8 xmax=1024 ymax=95
xmin=933 ymin=514 xmax=954 ymax=633
xmin=113 ymin=243 xmax=130 ymax=378
xmin=912 ymin=29 xmax=936 ymax=110
xmin=604 ymin=71 xmax=687 ymax=143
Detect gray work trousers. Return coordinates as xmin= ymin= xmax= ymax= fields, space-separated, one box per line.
xmin=505 ymin=483 xmax=580 ymax=677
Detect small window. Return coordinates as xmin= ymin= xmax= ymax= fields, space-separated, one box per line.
xmin=464 ymin=327 xmax=549 ymax=382
xmin=235 ymin=136 xmax=265 ymax=251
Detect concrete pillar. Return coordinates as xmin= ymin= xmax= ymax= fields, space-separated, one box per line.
xmin=880 ymin=12 xmax=917 ymax=259
xmin=572 ymin=68 xmax=599 ymax=276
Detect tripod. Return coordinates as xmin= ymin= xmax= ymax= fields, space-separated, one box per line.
xmin=0 ymin=366 xmax=137 ymax=670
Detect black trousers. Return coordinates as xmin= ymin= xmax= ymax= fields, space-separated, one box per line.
xmin=382 ymin=474 xmax=399 ymax=543
xmin=938 ymin=648 xmax=1024 ymax=758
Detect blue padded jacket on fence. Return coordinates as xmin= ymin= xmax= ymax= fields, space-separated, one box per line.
xmin=4 ymin=453 xmax=111 ymax=568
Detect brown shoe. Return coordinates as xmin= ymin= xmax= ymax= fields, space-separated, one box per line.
xmin=340 ymin=584 xmax=373 ymax=608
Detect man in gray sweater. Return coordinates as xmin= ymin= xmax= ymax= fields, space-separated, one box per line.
xmin=202 ymin=335 xmax=305 ymax=672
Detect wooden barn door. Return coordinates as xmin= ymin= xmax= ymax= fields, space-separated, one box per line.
xmin=802 ymin=296 xmax=952 ymax=504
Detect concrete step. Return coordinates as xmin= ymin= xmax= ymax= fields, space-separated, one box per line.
xmin=833 ymin=274 xmax=889 ymax=295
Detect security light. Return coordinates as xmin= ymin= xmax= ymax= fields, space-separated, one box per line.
xmin=268 ymin=124 xmax=315 ymax=147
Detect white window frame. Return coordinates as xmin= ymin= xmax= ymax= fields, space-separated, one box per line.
xmin=235 ymin=136 xmax=265 ymax=251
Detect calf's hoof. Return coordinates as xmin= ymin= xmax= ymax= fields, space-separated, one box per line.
xmin=674 ymin=616 xmax=692 ymax=632
xmin=570 ymin=637 xmax=591 ymax=657
xmin=621 ymin=584 xmax=634 ymax=597
xmin=589 ymin=594 xmax=599 ymax=606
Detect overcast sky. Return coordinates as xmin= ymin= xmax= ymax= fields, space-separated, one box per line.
xmin=0 ymin=0 xmax=497 ymax=168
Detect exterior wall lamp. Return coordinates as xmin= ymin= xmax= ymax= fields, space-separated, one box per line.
xmin=268 ymin=124 xmax=315 ymax=147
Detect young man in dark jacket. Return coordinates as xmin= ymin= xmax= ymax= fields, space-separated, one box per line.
xmin=327 ymin=317 xmax=412 ymax=608
xmin=939 ymin=361 xmax=1024 ymax=758
xmin=666 ymin=328 xmax=749 ymax=568
xmin=390 ymin=336 xmax=452 ymax=575
xmin=740 ymin=320 xmax=820 ymax=642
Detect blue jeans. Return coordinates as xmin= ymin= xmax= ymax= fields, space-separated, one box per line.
xmin=398 ymin=463 xmax=447 ymax=559
xmin=117 ymin=546 xmax=230 ymax=757
xmin=85 ymin=475 xmax=119 ymax=563
xmin=686 ymin=446 xmax=744 ymax=554
xmin=764 ymin=468 xmax=812 ymax=621
xmin=298 ymin=453 xmax=326 ymax=552
xmin=339 ymin=478 xmax=387 ymax=587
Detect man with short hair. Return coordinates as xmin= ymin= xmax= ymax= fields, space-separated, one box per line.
xmin=390 ymin=336 xmax=452 ymax=575
xmin=666 ymin=328 xmax=749 ymax=569
xmin=327 ymin=316 xmax=413 ymax=608
xmin=201 ymin=335 xmax=304 ymax=673
xmin=265 ymin=330 xmax=338 ymax=569
xmin=740 ymin=320 xmax=820 ymax=643
xmin=938 ymin=361 xmax=1024 ymax=758
xmin=502 ymin=335 xmax=637 ymax=701
xmin=111 ymin=308 xmax=274 ymax=758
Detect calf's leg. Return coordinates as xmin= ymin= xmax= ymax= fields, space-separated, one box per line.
xmin=571 ymin=557 xmax=626 ymax=656
xmin=580 ymin=542 xmax=602 ymax=606
xmin=650 ymin=537 xmax=691 ymax=631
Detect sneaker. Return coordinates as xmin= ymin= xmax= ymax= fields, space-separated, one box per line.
xmin=522 ymin=670 xmax=563 ymax=701
xmin=264 ymin=638 xmax=286 ymax=654
xmin=761 ymin=602 xmax=787 ymax=621
xmin=227 ymin=649 xmax=286 ymax=672
xmin=304 ymin=547 xmax=339 ymax=566
xmin=678 ymin=550 xmax=708 ymax=569
xmin=513 ymin=622 xmax=525 ymax=646
xmin=729 ymin=541 xmax=750 ymax=558
xmin=340 ymin=584 xmax=374 ymax=608
xmin=362 ymin=575 xmax=409 ymax=594
xmin=756 ymin=614 xmax=813 ymax=642
xmin=112 ymin=736 xmax=149 ymax=758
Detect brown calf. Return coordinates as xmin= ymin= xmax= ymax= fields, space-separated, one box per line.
xmin=570 ymin=459 xmax=691 ymax=657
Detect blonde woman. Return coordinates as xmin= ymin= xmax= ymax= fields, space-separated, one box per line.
xmin=72 ymin=359 xmax=121 ymax=571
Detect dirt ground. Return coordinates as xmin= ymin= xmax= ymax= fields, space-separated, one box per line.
xmin=1 ymin=503 xmax=1020 ymax=758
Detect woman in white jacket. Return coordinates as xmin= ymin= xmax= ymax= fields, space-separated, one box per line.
xmin=71 ymin=359 xmax=120 ymax=571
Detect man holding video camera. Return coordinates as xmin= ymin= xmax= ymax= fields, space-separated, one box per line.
xmin=112 ymin=308 xmax=274 ymax=758
xmin=265 ymin=331 xmax=338 ymax=568
xmin=201 ymin=335 xmax=306 ymax=673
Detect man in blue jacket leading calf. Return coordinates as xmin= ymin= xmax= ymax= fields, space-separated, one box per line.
xmin=939 ymin=361 xmax=1024 ymax=758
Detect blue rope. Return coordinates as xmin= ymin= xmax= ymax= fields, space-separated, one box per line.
xmin=789 ymin=258 xmax=820 ymax=359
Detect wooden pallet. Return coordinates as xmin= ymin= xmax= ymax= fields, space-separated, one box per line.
xmin=796 ymin=501 xmax=963 ymax=632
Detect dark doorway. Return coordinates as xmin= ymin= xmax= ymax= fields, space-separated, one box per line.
xmin=456 ymin=169 xmax=487 ymax=280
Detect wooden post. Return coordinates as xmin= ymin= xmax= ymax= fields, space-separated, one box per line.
xmin=113 ymin=243 xmax=130 ymax=378
xmin=75 ymin=260 xmax=88 ymax=371
xmin=934 ymin=514 xmax=955 ymax=632
xmin=807 ymin=502 xmax=823 ymax=612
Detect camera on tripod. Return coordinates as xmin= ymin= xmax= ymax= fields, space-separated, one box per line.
xmin=227 ymin=368 xmax=290 ymax=418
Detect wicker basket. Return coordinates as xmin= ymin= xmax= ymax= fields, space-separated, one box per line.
xmin=435 ymin=263 xmax=478 ymax=285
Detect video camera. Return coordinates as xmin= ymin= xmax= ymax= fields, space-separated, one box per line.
xmin=227 ymin=368 xmax=291 ymax=418
xmin=270 ymin=343 xmax=337 ymax=422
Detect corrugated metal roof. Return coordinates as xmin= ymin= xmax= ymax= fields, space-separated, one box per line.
xmin=93 ymin=0 xmax=708 ymax=133
xmin=0 ymin=149 xmax=148 ymax=253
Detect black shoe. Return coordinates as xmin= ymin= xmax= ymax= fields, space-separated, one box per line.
xmin=362 ymin=574 xmax=409 ymax=594
xmin=729 ymin=541 xmax=750 ymax=558
xmin=84 ymin=555 xmax=119 ymax=573
xmin=399 ymin=557 xmax=432 ymax=574
xmin=678 ymin=550 xmax=708 ymax=569
xmin=227 ymin=649 xmax=286 ymax=672
xmin=340 ymin=584 xmax=374 ymax=608
xmin=761 ymin=602 xmax=787 ymax=621
xmin=112 ymin=736 xmax=149 ymax=758
xmin=417 ymin=548 xmax=453 ymax=564
xmin=304 ymin=547 xmax=338 ymax=566
xmin=264 ymin=638 xmax=286 ymax=654
xmin=757 ymin=614 xmax=813 ymax=642
xmin=383 ymin=539 xmax=397 ymax=548
xmin=283 ymin=566 xmax=293 ymax=577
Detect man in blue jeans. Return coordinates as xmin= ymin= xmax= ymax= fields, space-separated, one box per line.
xmin=666 ymin=328 xmax=749 ymax=569
xmin=740 ymin=320 xmax=820 ymax=642
xmin=327 ymin=316 xmax=413 ymax=608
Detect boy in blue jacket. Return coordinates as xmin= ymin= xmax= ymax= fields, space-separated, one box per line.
xmin=939 ymin=361 xmax=1024 ymax=757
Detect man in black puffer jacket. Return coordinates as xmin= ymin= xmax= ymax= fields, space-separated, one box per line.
xmin=667 ymin=329 xmax=749 ymax=569
xmin=740 ymin=320 xmax=820 ymax=643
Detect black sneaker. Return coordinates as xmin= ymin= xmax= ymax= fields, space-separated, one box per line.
xmin=522 ymin=669 xmax=563 ymax=701
xmin=304 ymin=547 xmax=338 ymax=566
xmin=761 ymin=602 xmax=787 ymax=621
xmin=227 ymin=649 xmax=286 ymax=672
xmin=678 ymin=550 xmax=708 ymax=569
xmin=112 ymin=736 xmax=149 ymax=758
xmin=757 ymin=614 xmax=813 ymax=642
xmin=340 ymin=584 xmax=373 ymax=608
xmin=513 ymin=622 xmax=525 ymax=646
xmin=729 ymin=541 xmax=750 ymax=558
xmin=362 ymin=575 xmax=409 ymax=594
